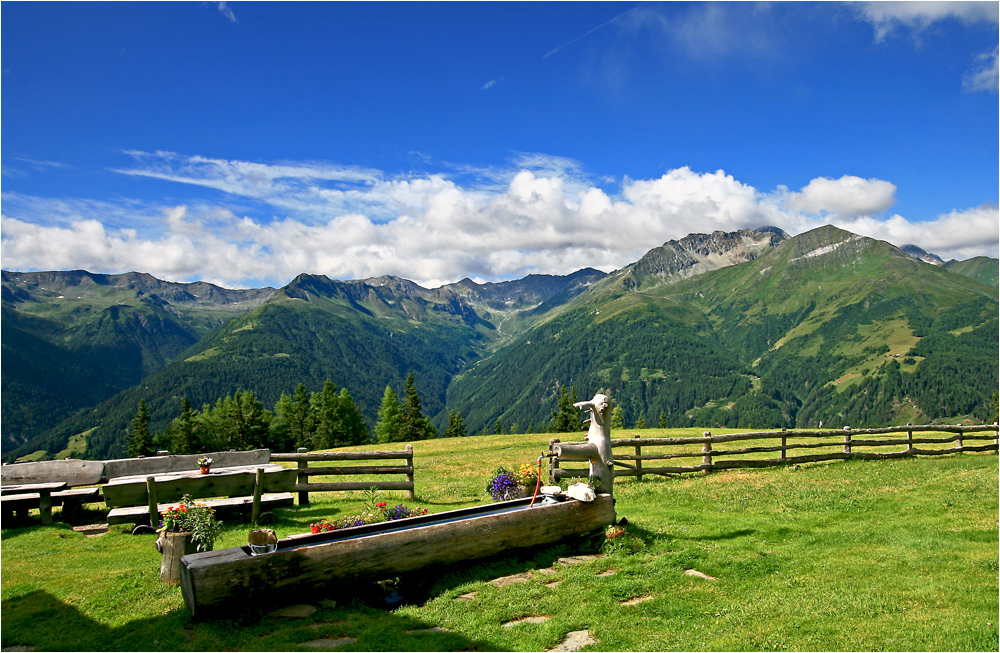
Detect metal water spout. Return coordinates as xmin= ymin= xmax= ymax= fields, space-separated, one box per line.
xmin=550 ymin=393 xmax=614 ymax=497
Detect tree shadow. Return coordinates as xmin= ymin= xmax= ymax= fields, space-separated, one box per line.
xmin=0 ymin=589 xmax=500 ymax=652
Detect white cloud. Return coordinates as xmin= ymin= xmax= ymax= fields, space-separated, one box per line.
xmin=964 ymin=44 xmax=999 ymax=92
xmin=856 ymin=1 xmax=999 ymax=40
xmin=784 ymin=175 xmax=897 ymax=218
xmin=2 ymin=157 xmax=996 ymax=288
xmin=217 ymin=2 xmax=238 ymax=24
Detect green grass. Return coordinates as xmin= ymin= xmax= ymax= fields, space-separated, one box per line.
xmin=2 ymin=432 xmax=997 ymax=651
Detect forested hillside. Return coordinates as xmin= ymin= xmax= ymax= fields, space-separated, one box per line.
xmin=3 ymin=227 xmax=997 ymax=461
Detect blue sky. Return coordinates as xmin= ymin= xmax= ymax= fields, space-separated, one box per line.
xmin=2 ymin=1 xmax=997 ymax=288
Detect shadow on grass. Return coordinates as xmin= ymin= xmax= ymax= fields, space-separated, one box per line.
xmin=0 ymin=589 xmax=500 ymax=652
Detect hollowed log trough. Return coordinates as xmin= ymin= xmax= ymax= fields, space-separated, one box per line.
xmin=179 ymin=494 xmax=615 ymax=619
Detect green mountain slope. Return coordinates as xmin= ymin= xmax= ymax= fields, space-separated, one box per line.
xmin=6 ymin=270 xmax=604 ymax=459
xmin=943 ymin=256 xmax=999 ymax=287
xmin=0 ymin=270 xmax=275 ymax=453
xmin=448 ymin=226 xmax=998 ymax=432
xmin=5 ymin=227 xmax=996 ymax=461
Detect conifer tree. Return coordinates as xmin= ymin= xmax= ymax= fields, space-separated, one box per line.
xmin=549 ymin=385 xmax=581 ymax=433
xmin=219 ymin=390 xmax=271 ymax=450
xmin=658 ymin=409 xmax=667 ymax=429
xmin=636 ymin=416 xmax=646 ymax=429
xmin=311 ymin=380 xmax=340 ymax=449
xmin=169 ymin=397 xmax=200 ymax=455
xmin=611 ymin=405 xmax=625 ymax=429
xmin=398 ymin=373 xmax=436 ymax=441
xmin=375 ymin=385 xmax=403 ymax=443
xmin=444 ymin=409 xmax=467 ymax=438
xmin=127 ymin=399 xmax=154 ymax=458
xmin=334 ymin=387 xmax=370 ymax=446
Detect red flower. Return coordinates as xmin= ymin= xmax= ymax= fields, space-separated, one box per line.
xmin=376 ymin=502 xmax=387 ymax=508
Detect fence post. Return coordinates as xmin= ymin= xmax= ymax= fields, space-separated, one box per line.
xmin=843 ymin=427 xmax=852 ymax=455
xmin=404 ymin=444 xmax=416 ymax=500
xmin=251 ymin=467 xmax=264 ymax=524
xmin=906 ymin=423 xmax=914 ymax=453
xmin=702 ymin=431 xmax=713 ymax=472
xmin=549 ymin=438 xmax=560 ymax=485
xmin=296 ymin=447 xmax=309 ymax=506
xmin=779 ymin=428 xmax=787 ymax=463
xmin=146 ymin=476 xmax=158 ymax=530
xmin=956 ymin=424 xmax=963 ymax=452
xmin=634 ymin=434 xmax=643 ymax=481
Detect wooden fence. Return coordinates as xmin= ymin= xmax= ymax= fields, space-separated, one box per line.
xmin=549 ymin=423 xmax=999 ymax=483
xmin=270 ymin=445 xmax=415 ymax=504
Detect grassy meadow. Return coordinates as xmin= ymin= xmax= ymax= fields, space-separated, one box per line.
xmin=1 ymin=429 xmax=998 ymax=651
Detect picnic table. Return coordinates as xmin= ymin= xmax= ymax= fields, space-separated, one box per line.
xmin=102 ymin=464 xmax=296 ymax=526
xmin=1 ymin=482 xmax=68 ymax=525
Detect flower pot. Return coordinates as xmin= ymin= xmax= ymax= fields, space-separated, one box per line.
xmin=199 ymin=466 xmax=210 ymax=474
xmin=158 ymin=531 xmax=198 ymax=585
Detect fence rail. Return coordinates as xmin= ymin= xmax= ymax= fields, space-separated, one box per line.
xmin=549 ymin=423 xmax=999 ymax=483
xmin=270 ymin=445 xmax=415 ymax=504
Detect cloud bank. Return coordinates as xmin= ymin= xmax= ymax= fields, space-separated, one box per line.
xmin=2 ymin=153 xmax=997 ymax=288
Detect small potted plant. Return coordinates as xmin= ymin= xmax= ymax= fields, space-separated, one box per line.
xmin=485 ymin=466 xmax=520 ymax=502
xmin=197 ymin=456 xmax=214 ymax=474
xmin=156 ymin=495 xmax=222 ymax=585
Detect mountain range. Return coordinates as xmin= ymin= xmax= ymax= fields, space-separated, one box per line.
xmin=2 ymin=225 xmax=997 ymax=461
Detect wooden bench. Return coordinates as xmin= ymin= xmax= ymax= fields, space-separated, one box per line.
xmin=1 ymin=450 xmax=276 ymax=525
xmin=1 ymin=482 xmax=68 ymax=525
xmin=2 ymin=459 xmax=105 ymax=524
xmin=102 ymin=465 xmax=298 ymax=527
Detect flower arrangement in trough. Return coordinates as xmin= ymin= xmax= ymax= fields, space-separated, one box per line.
xmin=486 ymin=463 xmax=539 ymax=502
xmin=309 ymin=489 xmax=428 ymax=533
xmin=157 ymin=494 xmax=222 ymax=552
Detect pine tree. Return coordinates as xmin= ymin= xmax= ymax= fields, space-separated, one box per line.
xmin=219 ymin=391 xmax=271 ymax=450
xmin=374 ymin=385 xmax=403 ymax=443
xmin=635 ymin=416 xmax=646 ymax=429
xmin=311 ymin=380 xmax=340 ymax=449
xmin=127 ymin=400 xmax=154 ymax=458
xmin=169 ymin=397 xmax=200 ymax=455
xmin=494 ymin=418 xmax=504 ymax=435
xmin=335 ymin=387 xmax=370 ymax=446
xmin=658 ymin=409 xmax=667 ymax=429
xmin=550 ymin=385 xmax=581 ymax=433
xmin=610 ymin=405 xmax=625 ymax=429
xmin=444 ymin=409 xmax=467 ymax=438
xmin=398 ymin=373 xmax=436 ymax=441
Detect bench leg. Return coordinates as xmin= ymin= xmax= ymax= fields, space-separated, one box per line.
xmin=38 ymin=492 xmax=54 ymax=525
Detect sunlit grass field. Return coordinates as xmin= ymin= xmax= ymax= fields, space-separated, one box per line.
xmin=2 ymin=430 xmax=997 ymax=651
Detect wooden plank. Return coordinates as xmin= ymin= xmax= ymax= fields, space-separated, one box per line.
xmin=104 ymin=463 xmax=285 ymax=486
xmin=108 ymin=493 xmax=295 ymax=525
xmin=1 ymin=460 xmax=104 ymax=487
xmin=103 ymin=469 xmax=297 ymax=508
xmin=297 ymin=465 xmax=414 ymax=477
xmin=103 ymin=449 xmax=271 ymax=480
xmin=295 ymin=481 xmax=413 ymax=492
xmin=180 ymin=494 xmax=615 ymax=618
xmin=270 ymin=451 xmax=412 ymax=462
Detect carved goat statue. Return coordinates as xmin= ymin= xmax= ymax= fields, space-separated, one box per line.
xmin=551 ymin=393 xmax=615 ymax=496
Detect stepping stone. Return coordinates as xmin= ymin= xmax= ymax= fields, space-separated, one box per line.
xmin=548 ymin=630 xmax=598 ymax=652
xmin=536 ymin=567 xmax=559 ymax=576
xmin=454 ymin=591 xmax=477 ymax=601
xmin=1 ymin=647 xmax=36 ymax=652
xmin=301 ymin=638 xmax=356 ymax=649
xmin=318 ymin=599 xmax=337 ymax=609
xmin=504 ymin=616 xmax=551 ymax=628
xmin=684 ymin=569 xmax=718 ymax=581
xmin=620 ymin=596 xmax=653 ymax=606
xmin=269 ymin=604 xmax=317 ymax=618
xmin=545 ymin=581 xmax=562 ymax=589
xmin=596 ymin=569 xmax=616 ymax=577
xmin=557 ymin=555 xmax=600 ymax=566
xmin=406 ymin=626 xmax=451 ymax=634
xmin=490 ymin=571 xmax=533 ymax=587
xmin=71 ymin=524 xmax=108 ymax=537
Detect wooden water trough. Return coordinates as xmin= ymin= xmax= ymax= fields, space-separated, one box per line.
xmin=179 ymin=494 xmax=615 ymax=619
